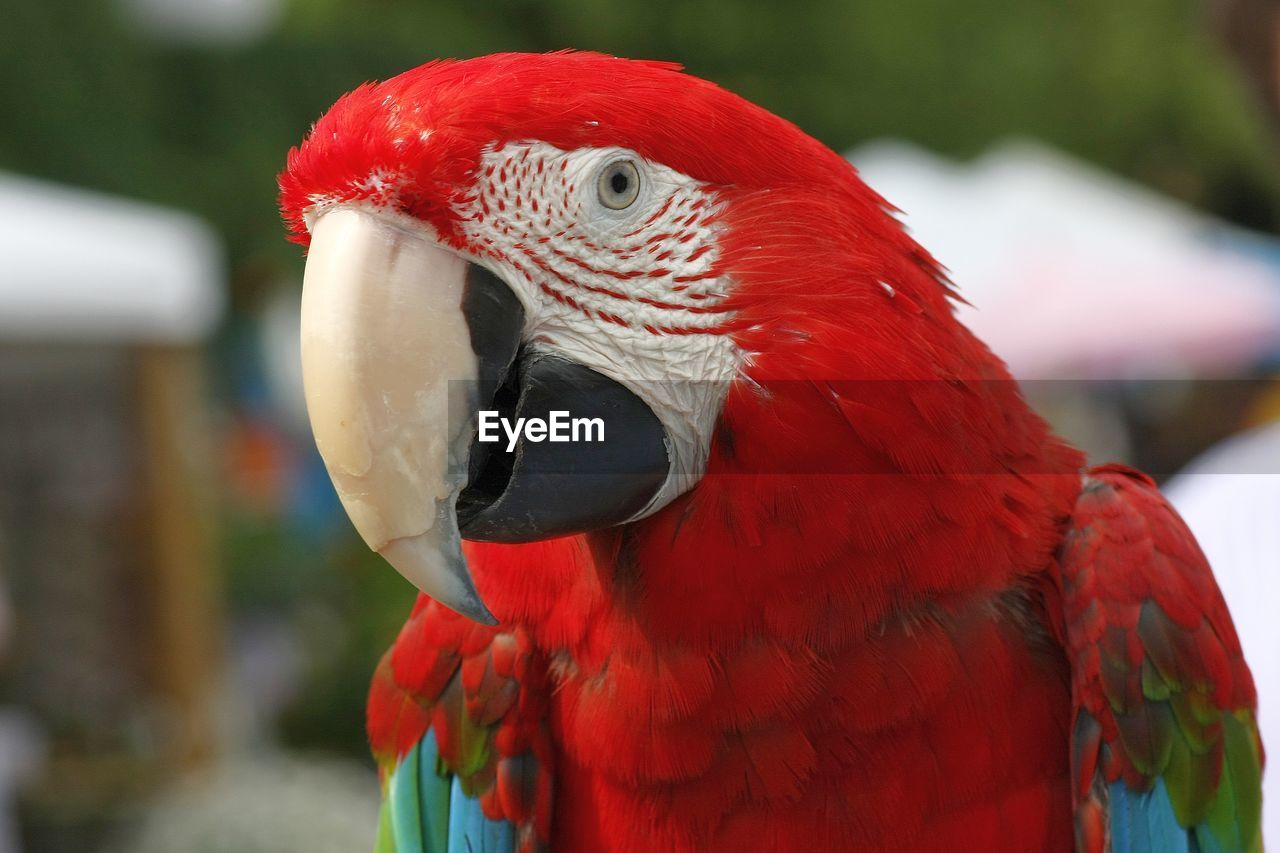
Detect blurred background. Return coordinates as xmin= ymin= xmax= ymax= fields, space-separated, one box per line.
xmin=2 ymin=0 xmax=1279 ymax=850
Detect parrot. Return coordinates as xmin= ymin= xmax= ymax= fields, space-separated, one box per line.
xmin=278 ymin=52 xmax=1263 ymax=852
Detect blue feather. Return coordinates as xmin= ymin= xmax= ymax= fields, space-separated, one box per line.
xmin=1144 ymin=780 xmax=1189 ymax=853
xmin=1111 ymin=780 xmax=1133 ymax=852
xmin=447 ymin=775 xmax=515 ymax=853
xmin=419 ymin=732 xmax=453 ymax=852
xmin=385 ymin=731 xmax=518 ymax=853
xmin=1108 ymin=779 xmax=1190 ymax=853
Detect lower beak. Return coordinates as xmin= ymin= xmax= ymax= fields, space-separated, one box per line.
xmin=300 ymin=208 xmax=507 ymax=623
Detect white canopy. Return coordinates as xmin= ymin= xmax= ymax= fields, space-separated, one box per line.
xmin=0 ymin=172 xmax=224 ymax=344
xmin=847 ymin=140 xmax=1280 ymax=379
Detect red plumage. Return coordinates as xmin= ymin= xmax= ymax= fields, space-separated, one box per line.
xmin=285 ymin=53 xmax=1261 ymax=851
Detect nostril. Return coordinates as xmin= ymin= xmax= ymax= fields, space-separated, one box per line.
xmin=395 ymin=194 xmax=424 ymax=221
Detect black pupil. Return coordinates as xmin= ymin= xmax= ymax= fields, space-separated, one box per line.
xmin=610 ymin=170 xmax=630 ymax=195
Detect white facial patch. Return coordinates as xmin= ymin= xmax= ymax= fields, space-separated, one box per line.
xmin=452 ymin=141 xmax=744 ymax=519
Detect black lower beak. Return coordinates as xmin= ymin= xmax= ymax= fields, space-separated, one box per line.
xmin=458 ymin=266 xmax=671 ymax=542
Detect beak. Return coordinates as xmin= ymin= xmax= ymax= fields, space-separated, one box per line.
xmin=300 ymin=207 xmax=506 ymax=623
xmin=300 ymin=207 xmax=671 ymax=623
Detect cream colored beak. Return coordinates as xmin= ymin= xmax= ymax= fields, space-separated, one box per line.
xmin=299 ymin=207 xmax=495 ymax=623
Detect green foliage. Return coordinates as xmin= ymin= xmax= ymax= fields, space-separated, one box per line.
xmin=2 ymin=0 xmax=1277 ymax=294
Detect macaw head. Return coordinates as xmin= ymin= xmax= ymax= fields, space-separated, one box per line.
xmin=280 ymin=52 xmax=1058 ymax=623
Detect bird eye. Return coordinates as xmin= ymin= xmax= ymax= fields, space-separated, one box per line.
xmin=597 ymin=159 xmax=641 ymax=210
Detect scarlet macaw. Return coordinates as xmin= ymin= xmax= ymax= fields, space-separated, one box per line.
xmin=279 ymin=52 xmax=1263 ymax=852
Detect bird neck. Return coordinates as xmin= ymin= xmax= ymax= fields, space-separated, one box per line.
xmin=583 ymin=352 xmax=1085 ymax=651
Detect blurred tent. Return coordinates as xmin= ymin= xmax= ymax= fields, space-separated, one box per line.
xmin=117 ymin=0 xmax=283 ymax=46
xmin=848 ymin=139 xmax=1280 ymax=379
xmin=0 ymin=173 xmax=223 ymax=342
xmin=0 ymin=173 xmax=225 ymax=845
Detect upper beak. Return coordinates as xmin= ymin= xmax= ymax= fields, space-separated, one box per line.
xmin=299 ymin=206 xmax=671 ymax=623
xmin=300 ymin=207 xmax=507 ymax=623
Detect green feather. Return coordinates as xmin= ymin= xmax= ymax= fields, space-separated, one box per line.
xmin=1201 ymin=756 xmax=1238 ymax=852
xmin=435 ymin=679 xmax=491 ymax=795
xmin=1192 ymin=710 xmax=1262 ymax=852
xmin=375 ymin=796 xmax=397 ymax=853
xmin=1141 ymin=658 xmax=1172 ymax=701
xmin=1221 ymin=712 xmax=1262 ymax=851
xmin=373 ymin=732 xmax=463 ymax=853
xmin=1162 ymin=728 xmax=1203 ymax=827
xmin=452 ymin=714 xmax=491 ymax=795
xmin=390 ymin=742 xmax=426 ymax=852
xmin=1168 ymin=691 xmax=1215 ymax=754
